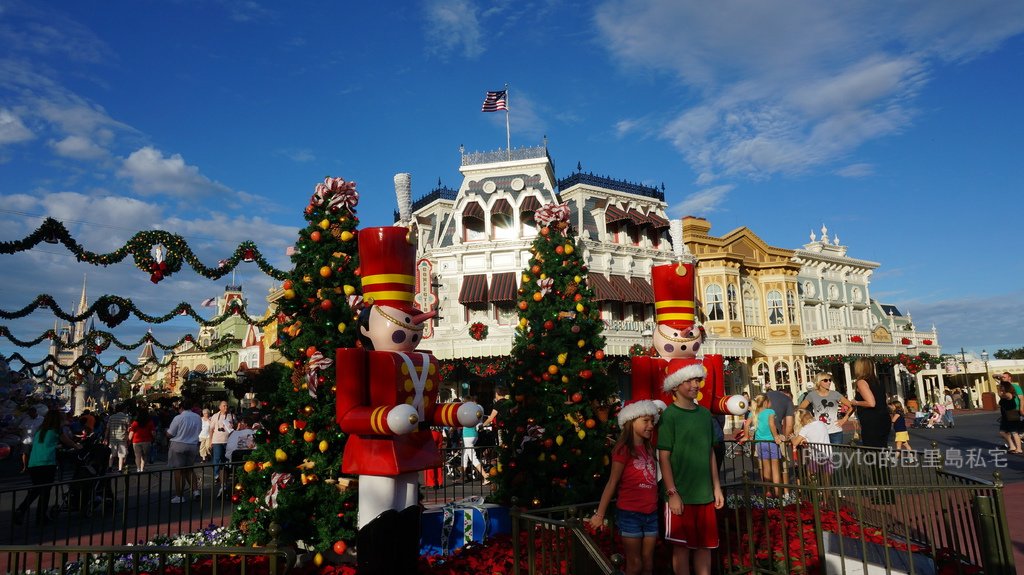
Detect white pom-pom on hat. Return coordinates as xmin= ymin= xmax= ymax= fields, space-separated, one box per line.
xmin=663 ymin=359 xmax=706 ymax=393
xmin=617 ymin=399 xmax=661 ymax=427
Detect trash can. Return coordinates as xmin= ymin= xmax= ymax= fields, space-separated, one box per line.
xmin=981 ymin=391 xmax=997 ymax=411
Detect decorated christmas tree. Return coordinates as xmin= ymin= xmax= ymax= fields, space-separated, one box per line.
xmin=232 ymin=177 xmax=362 ymax=559
xmin=493 ymin=202 xmax=618 ymax=508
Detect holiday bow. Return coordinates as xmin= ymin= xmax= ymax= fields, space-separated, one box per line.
xmin=305 ymin=351 xmax=333 ymax=398
xmin=537 ymin=277 xmax=554 ymax=297
xmin=534 ymin=202 xmax=570 ymax=227
xmin=327 ymin=188 xmax=359 ymax=212
xmin=264 ymin=472 xmax=292 ymax=509
xmin=517 ymin=424 xmax=545 ymax=454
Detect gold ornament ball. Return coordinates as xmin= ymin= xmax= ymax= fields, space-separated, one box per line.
xmin=337 ymin=322 xmax=347 ymax=333
xmin=283 ymin=289 xmax=295 ymax=300
xmin=340 ymin=231 xmax=354 ymax=241
xmin=303 ymin=405 xmax=314 ymax=415
xmin=319 ymin=219 xmax=330 ymax=230
xmin=275 ymin=449 xmax=288 ymax=462
xmin=319 ymin=440 xmax=330 ymax=453
xmin=319 ymin=266 xmax=332 ymax=278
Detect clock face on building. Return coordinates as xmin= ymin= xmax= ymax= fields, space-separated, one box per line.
xmin=804 ymin=281 xmax=815 ymax=298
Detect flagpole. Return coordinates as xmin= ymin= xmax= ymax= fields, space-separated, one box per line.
xmin=505 ymin=83 xmax=511 ymax=160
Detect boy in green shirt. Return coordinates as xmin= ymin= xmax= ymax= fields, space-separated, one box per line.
xmin=658 ymin=360 xmax=724 ymax=575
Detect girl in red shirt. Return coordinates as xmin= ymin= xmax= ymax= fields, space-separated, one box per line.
xmin=589 ymin=400 xmax=661 ymax=575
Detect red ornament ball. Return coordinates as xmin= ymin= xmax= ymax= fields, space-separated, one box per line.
xmin=333 ymin=540 xmax=348 ymax=555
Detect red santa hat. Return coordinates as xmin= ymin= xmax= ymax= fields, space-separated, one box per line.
xmin=663 ymin=358 xmax=707 ymax=392
xmin=617 ymin=399 xmax=662 ymax=427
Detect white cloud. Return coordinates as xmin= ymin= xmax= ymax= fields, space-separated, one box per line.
xmin=0 ymin=107 xmax=34 ymax=144
xmin=615 ymin=119 xmax=640 ymax=138
xmin=51 ymin=135 xmax=107 ymax=160
xmin=670 ymin=184 xmax=734 ymax=218
xmin=278 ymin=147 xmax=316 ymax=163
xmin=593 ymin=0 xmax=1024 ymax=181
xmin=117 ymin=147 xmax=234 ymax=198
xmin=836 ymin=163 xmax=874 ymax=178
xmin=423 ymin=0 xmax=485 ymax=59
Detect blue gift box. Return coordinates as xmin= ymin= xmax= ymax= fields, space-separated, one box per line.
xmin=420 ymin=500 xmax=510 ymax=555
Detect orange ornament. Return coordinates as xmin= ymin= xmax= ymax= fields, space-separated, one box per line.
xmin=595 ymin=350 xmax=605 ymax=360
xmin=319 ymin=266 xmax=332 ymax=278
xmin=518 ymin=301 xmax=529 ymax=310
xmin=532 ymin=292 xmax=543 ymax=302
xmin=585 ymin=418 xmax=597 ymax=429
xmin=310 ymin=231 xmax=321 ymax=242
xmin=278 ymin=423 xmax=291 ymax=434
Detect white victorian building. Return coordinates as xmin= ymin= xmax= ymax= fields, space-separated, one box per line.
xmin=399 ymin=142 xmax=944 ymax=406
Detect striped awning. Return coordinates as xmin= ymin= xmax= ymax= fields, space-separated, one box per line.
xmin=632 ymin=276 xmax=655 ymax=303
xmin=519 ymin=196 xmax=541 ymax=213
xmin=586 ymin=273 xmax=620 ymax=301
xmin=458 ymin=274 xmax=489 ymax=304
xmin=647 ymin=213 xmax=670 ymax=229
xmin=492 ymin=200 xmax=513 ymax=216
xmin=605 ymin=205 xmax=629 ymax=224
xmin=488 ymin=272 xmax=518 ymax=304
xmin=626 ymin=209 xmax=649 ymax=225
xmin=462 ymin=202 xmax=484 ymax=220
xmin=610 ymin=275 xmax=645 ymax=303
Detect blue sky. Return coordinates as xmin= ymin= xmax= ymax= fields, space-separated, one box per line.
xmin=1 ymin=0 xmax=1023 ymax=371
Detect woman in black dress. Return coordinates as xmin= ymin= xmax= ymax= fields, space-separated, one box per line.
xmin=850 ymin=358 xmax=891 ymax=448
xmin=997 ymin=381 xmax=1022 ymax=454
xmin=849 ymin=358 xmax=893 ymax=501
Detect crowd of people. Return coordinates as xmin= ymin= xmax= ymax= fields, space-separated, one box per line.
xmin=1 ymin=397 xmax=266 ymax=520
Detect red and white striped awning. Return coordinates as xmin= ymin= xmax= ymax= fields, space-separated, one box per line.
xmin=610 ymin=275 xmax=645 ymax=303
xmin=458 ymin=274 xmax=489 ymax=304
xmin=586 ymin=274 xmax=620 ymax=301
xmin=604 ymin=205 xmax=629 ymax=225
xmin=519 ymin=196 xmax=541 ymax=213
xmin=462 ymin=202 xmax=485 ymax=221
xmin=488 ymin=272 xmax=518 ymax=304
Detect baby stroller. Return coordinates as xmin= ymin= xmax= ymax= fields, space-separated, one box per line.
xmin=51 ymin=437 xmax=113 ymax=518
xmin=911 ymin=411 xmax=930 ymax=428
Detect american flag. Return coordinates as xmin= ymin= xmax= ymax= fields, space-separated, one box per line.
xmin=481 ymin=90 xmax=507 ymax=112
xmin=200 ymin=297 xmax=217 ymax=307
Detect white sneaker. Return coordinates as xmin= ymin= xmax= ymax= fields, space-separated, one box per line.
xmin=171 ymin=496 xmax=186 ymax=504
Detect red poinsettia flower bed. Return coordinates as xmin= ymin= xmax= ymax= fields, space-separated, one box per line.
xmin=722 ymin=502 xmax=928 ymax=573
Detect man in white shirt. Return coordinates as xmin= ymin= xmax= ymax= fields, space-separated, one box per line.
xmin=208 ymin=401 xmax=235 ymax=487
xmin=19 ymin=407 xmax=44 ymax=474
xmin=166 ymin=402 xmax=203 ymax=503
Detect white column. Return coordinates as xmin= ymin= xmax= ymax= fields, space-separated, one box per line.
xmin=843 ymin=362 xmax=854 ymax=399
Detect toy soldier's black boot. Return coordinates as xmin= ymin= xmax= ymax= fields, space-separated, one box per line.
xmin=356 ymin=509 xmax=398 ymax=575
xmin=397 ymin=505 xmax=422 ymax=573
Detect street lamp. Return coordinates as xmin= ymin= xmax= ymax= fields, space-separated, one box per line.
xmin=981 ymin=349 xmax=991 ymax=395
xmin=959 ymin=347 xmax=970 ymax=389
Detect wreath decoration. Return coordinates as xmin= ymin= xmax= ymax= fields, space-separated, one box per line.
xmin=96 ymin=296 xmax=131 ymax=328
xmin=128 ymin=234 xmax=184 ymax=283
xmin=89 ymin=331 xmax=112 ymax=353
xmin=469 ymin=322 xmax=488 ymax=341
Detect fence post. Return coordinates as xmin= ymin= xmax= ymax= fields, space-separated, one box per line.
xmin=973 ymin=472 xmax=1016 ymax=575
xmin=510 ymin=497 xmax=522 ymax=575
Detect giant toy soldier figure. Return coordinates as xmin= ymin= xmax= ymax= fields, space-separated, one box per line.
xmin=631 ymin=261 xmax=746 ymax=415
xmin=336 ymin=226 xmax=482 ymax=574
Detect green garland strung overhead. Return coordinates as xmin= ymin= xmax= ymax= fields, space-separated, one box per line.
xmin=0 ymin=325 xmax=237 ymax=354
xmin=0 ymin=218 xmax=289 ymax=282
xmin=3 ymin=350 xmax=173 ymax=377
xmin=0 ymin=294 xmax=277 ymax=328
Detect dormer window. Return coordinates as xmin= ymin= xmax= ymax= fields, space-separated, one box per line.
xmin=520 ymin=196 xmax=540 ymax=238
xmin=462 ymin=202 xmax=486 ymax=241
xmin=490 ymin=199 xmax=514 ymax=240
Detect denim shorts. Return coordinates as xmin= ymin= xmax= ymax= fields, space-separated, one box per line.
xmin=757 ymin=441 xmax=781 ymax=460
xmin=617 ymin=508 xmax=660 ymax=538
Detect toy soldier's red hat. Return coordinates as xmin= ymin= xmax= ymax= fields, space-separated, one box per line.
xmin=663 ymin=358 xmax=706 ymax=392
xmin=652 ymin=262 xmax=696 ymax=330
xmin=358 ymin=227 xmax=436 ymax=323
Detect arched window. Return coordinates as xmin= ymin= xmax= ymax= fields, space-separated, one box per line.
xmin=773 ymin=361 xmax=790 ymax=385
xmin=793 ymin=361 xmax=803 ymax=385
xmin=705 ymin=284 xmax=724 ymax=321
xmin=755 ymin=362 xmax=771 ymax=385
xmin=786 ymin=290 xmax=797 ymax=324
xmin=462 ymin=201 xmax=485 ymax=242
xmin=490 ymin=199 xmax=514 ymax=240
xmin=726 ymin=284 xmax=738 ymax=320
xmin=742 ymin=280 xmax=761 ymax=324
xmin=766 ymin=290 xmax=784 ymax=325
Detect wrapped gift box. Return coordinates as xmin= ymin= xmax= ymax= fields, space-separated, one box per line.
xmin=420 ymin=500 xmax=511 ymax=555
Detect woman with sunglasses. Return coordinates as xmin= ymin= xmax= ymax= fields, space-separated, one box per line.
xmin=798 ymin=373 xmax=852 ymax=444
